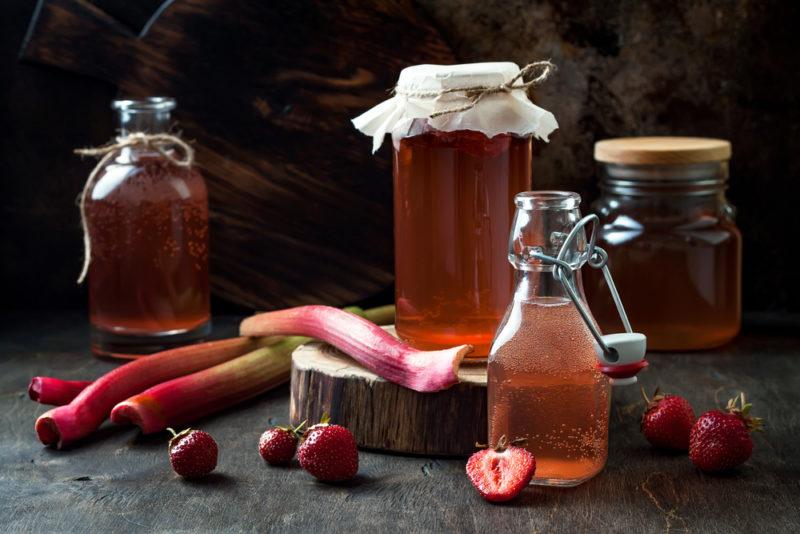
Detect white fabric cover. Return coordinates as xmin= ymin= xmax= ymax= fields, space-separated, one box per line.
xmin=352 ymin=62 xmax=559 ymax=153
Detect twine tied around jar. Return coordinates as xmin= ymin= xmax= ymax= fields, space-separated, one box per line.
xmin=73 ymin=132 xmax=195 ymax=284
xmin=393 ymin=60 xmax=556 ymax=118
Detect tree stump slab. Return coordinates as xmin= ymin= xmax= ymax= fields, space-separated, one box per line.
xmin=290 ymin=328 xmax=487 ymax=457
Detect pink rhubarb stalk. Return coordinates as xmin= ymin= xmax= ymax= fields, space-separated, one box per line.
xmin=110 ymin=305 xmax=397 ymax=433
xmin=239 ymin=305 xmax=471 ymax=392
xmin=111 ymin=337 xmax=304 ymax=433
xmin=35 ymin=337 xmax=271 ymax=448
xmin=29 ymin=377 xmax=92 ymax=405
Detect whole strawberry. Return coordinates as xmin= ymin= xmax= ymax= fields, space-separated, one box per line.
xmin=297 ymin=415 xmax=358 ymax=482
xmin=466 ymin=436 xmax=536 ymax=503
xmin=168 ymin=427 xmax=218 ymax=478
xmin=690 ymin=393 xmax=763 ymax=473
xmin=640 ymin=387 xmax=696 ymax=450
xmin=259 ymin=421 xmax=305 ymax=466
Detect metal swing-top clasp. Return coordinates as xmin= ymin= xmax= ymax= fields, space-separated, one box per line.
xmin=529 ymin=214 xmax=648 ymax=386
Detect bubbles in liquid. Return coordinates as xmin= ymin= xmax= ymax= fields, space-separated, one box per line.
xmin=86 ymin=156 xmax=210 ymax=334
xmin=488 ymin=299 xmax=610 ymax=484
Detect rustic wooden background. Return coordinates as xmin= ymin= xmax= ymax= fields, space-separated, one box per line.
xmin=1 ymin=0 xmax=798 ymax=315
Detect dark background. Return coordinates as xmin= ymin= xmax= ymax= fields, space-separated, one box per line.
xmin=2 ymin=0 xmax=799 ymax=317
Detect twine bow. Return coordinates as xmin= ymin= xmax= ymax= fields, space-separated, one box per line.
xmin=73 ymin=133 xmax=194 ymax=284
xmin=393 ymin=60 xmax=556 ymax=118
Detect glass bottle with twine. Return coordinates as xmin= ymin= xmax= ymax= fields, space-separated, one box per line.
xmin=74 ymin=97 xmax=210 ymax=358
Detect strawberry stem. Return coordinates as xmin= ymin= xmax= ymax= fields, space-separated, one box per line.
xmin=726 ymin=392 xmax=764 ymax=433
xmin=290 ymin=420 xmax=307 ymax=438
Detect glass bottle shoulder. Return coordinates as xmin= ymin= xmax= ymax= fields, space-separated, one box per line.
xmin=489 ymin=298 xmax=602 ymax=376
xmin=87 ymin=148 xmax=206 ymax=204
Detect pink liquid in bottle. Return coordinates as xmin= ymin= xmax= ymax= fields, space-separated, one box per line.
xmin=488 ymin=297 xmax=610 ymax=486
xmin=488 ymin=191 xmax=611 ymax=487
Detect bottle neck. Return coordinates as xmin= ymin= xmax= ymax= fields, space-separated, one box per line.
xmin=117 ymin=109 xmax=171 ymax=136
xmin=513 ymin=268 xmax=586 ymax=304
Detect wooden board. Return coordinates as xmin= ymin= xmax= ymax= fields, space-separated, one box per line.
xmin=20 ymin=0 xmax=456 ymax=310
xmin=291 ymin=328 xmax=487 ymax=456
xmin=3 ymin=312 xmax=800 ymax=532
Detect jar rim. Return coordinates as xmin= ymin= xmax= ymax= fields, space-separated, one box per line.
xmin=515 ymin=191 xmax=581 ymax=210
xmin=112 ymin=97 xmax=176 ymax=113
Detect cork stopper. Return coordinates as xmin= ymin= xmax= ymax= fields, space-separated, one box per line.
xmin=594 ymin=137 xmax=731 ymax=165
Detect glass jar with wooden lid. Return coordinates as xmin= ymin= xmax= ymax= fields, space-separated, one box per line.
xmin=585 ymin=137 xmax=741 ymax=350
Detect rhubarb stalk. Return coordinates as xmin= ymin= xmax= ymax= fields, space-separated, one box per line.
xmin=35 ymin=336 xmax=272 ymax=448
xmin=239 ymin=305 xmax=471 ymax=392
xmin=109 ymin=305 xmax=396 ymax=434
xmin=29 ymin=377 xmax=91 ymax=405
xmin=111 ymin=337 xmax=304 ymax=433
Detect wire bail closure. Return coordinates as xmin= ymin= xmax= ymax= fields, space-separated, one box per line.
xmin=529 ymin=214 xmax=648 ymax=385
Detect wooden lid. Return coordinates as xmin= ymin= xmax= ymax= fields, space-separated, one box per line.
xmin=594 ymin=137 xmax=731 ymax=164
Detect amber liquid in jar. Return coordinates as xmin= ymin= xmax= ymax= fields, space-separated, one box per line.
xmin=393 ymin=128 xmax=531 ymax=357
xmin=586 ymin=159 xmax=741 ymax=351
xmin=86 ymin=151 xmax=210 ymax=356
xmin=586 ymin=211 xmax=741 ymax=350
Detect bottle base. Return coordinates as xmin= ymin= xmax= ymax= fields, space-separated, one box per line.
xmin=91 ymin=320 xmax=212 ymax=359
xmin=395 ymin=323 xmax=492 ymax=358
xmin=529 ymin=469 xmax=603 ymax=487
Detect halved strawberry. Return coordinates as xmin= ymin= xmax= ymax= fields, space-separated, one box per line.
xmin=466 ymin=436 xmax=536 ymax=502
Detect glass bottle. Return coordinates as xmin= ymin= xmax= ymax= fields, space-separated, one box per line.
xmin=394 ymin=122 xmax=531 ymax=357
xmin=84 ymin=97 xmax=210 ymax=357
xmin=586 ymin=137 xmax=741 ymax=350
xmin=488 ymin=191 xmax=611 ymax=487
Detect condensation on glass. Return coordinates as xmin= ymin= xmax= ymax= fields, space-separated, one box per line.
xmin=488 ymin=192 xmax=610 ymax=487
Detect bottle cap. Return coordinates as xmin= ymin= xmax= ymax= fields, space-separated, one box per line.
xmin=595 ymin=137 xmax=731 ymax=165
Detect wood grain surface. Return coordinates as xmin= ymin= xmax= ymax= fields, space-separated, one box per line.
xmin=19 ymin=0 xmax=456 ymax=310
xmin=291 ymin=333 xmax=487 ymax=456
xmin=1 ymin=312 xmax=798 ymax=533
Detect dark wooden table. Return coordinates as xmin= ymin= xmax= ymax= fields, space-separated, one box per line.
xmin=2 ymin=313 xmax=798 ymax=533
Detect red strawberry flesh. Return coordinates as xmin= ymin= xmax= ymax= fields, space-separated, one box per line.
xmin=466 ymin=445 xmax=536 ymax=502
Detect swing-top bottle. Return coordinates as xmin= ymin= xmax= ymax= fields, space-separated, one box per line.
xmin=487 ymin=191 xmax=611 ymax=487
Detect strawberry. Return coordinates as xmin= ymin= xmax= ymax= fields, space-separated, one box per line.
xmin=259 ymin=421 xmax=305 ymax=466
xmin=466 ymin=436 xmax=536 ymax=503
xmin=167 ymin=427 xmax=218 ymax=478
xmin=297 ymin=415 xmax=358 ymax=482
xmin=640 ymin=387 xmax=696 ymax=450
xmin=689 ymin=393 xmax=764 ymax=473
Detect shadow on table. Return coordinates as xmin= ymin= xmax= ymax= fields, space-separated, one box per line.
xmin=180 ymin=472 xmax=237 ymax=488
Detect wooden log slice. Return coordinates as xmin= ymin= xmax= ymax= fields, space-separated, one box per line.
xmin=290 ymin=328 xmax=487 ymax=457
